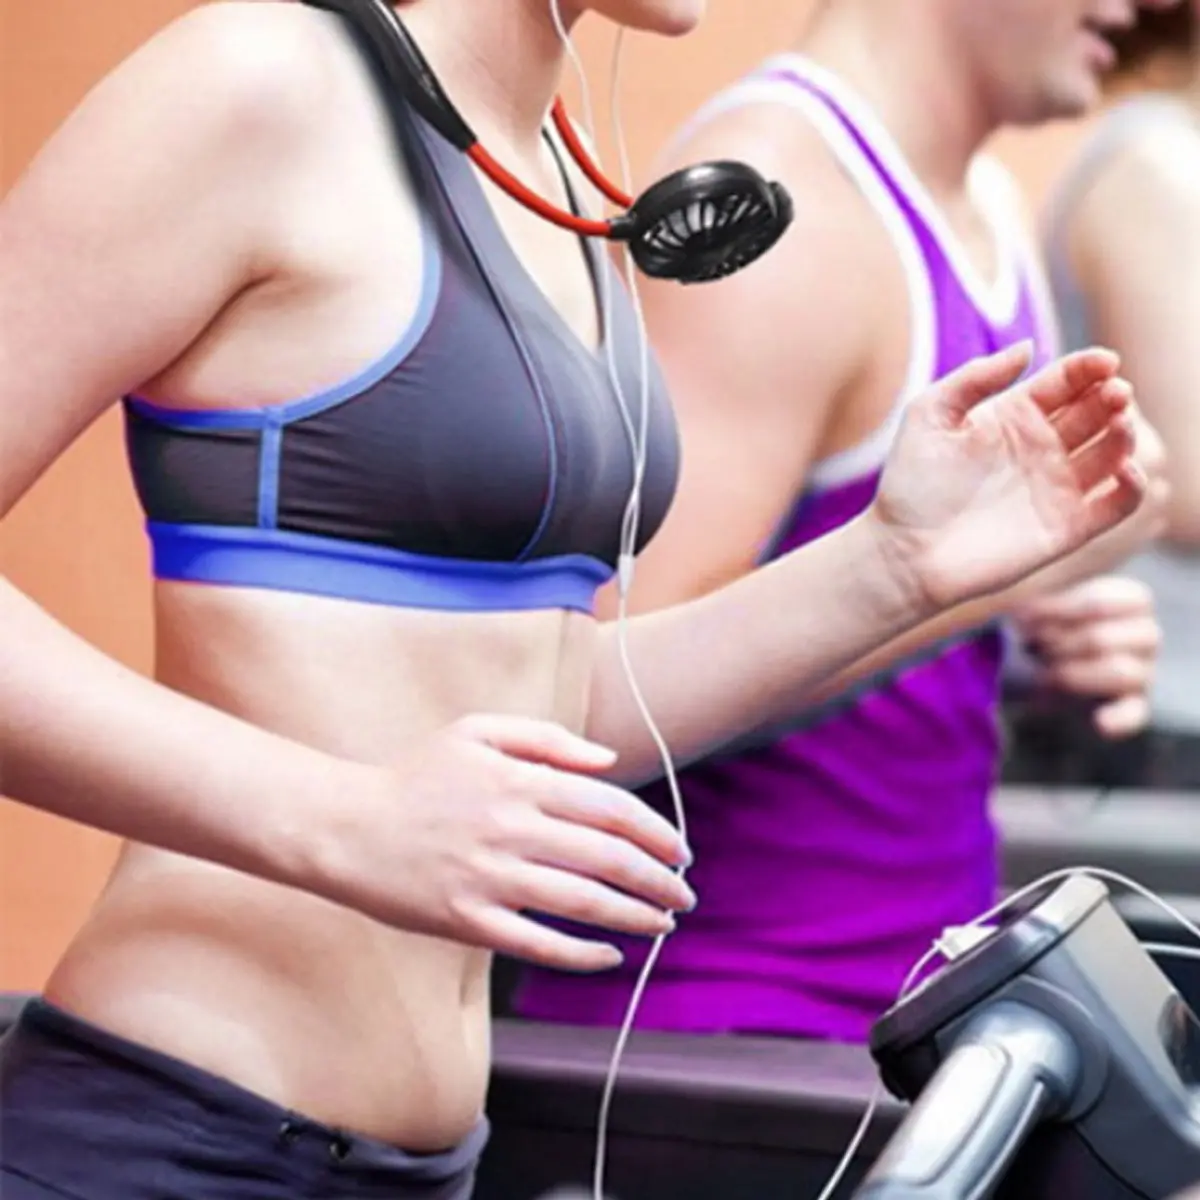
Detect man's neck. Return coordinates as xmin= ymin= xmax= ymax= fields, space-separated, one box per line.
xmin=797 ymin=0 xmax=998 ymax=202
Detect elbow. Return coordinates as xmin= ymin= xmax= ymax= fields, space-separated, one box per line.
xmin=1139 ymin=418 xmax=1200 ymax=547
xmin=1162 ymin=496 xmax=1200 ymax=549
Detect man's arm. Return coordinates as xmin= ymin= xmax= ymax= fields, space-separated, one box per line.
xmin=583 ymin=120 xmax=1150 ymax=781
xmin=812 ymin=154 xmax=1167 ymax=711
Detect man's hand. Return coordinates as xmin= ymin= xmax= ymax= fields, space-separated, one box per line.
xmin=1010 ymin=576 xmax=1160 ymax=738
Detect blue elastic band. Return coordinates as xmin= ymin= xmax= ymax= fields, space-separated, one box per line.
xmin=147 ymin=523 xmax=612 ymax=615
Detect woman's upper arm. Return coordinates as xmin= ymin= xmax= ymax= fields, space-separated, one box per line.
xmin=0 ymin=5 xmax=322 ymax=517
xmin=613 ymin=110 xmax=876 ymax=616
xmin=1068 ymin=122 xmax=1200 ymax=545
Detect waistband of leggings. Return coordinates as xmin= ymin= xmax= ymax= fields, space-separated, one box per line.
xmin=11 ymin=997 xmax=490 ymax=1179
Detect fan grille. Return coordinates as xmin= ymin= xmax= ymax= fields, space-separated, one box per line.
xmin=630 ymin=183 xmax=790 ymax=283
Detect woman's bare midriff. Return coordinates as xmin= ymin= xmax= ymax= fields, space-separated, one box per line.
xmin=45 ymin=579 xmax=599 ymax=1152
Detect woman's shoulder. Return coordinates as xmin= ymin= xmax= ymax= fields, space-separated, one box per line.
xmin=107 ymin=2 xmax=348 ymax=137
xmin=1063 ymin=94 xmax=1200 ymax=210
xmin=1045 ymin=93 xmax=1200 ymax=275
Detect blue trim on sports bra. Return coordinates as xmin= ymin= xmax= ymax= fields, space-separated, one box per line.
xmin=125 ymin=208 xmax=443 ymax=433
xmin=148 ymin=523 xmax=613 ymax=614
xmin=257 ymin=411 xmax=284 ymax=530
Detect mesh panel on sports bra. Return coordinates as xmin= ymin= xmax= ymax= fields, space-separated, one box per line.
xmin=125 ymin=410 xmax=260 ymax=527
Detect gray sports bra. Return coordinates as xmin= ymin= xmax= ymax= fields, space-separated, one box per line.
xmin=122 ymin=18 xmax=680 ymax=615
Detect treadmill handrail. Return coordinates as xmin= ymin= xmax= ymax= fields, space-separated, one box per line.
xmin=490 ymin=1017 xmax=904 ymax=1158
xmin=997 ymin=788 xmax=1200 ymax=897
xmin=855 ymin=1004 xmax=1079 ymax=1200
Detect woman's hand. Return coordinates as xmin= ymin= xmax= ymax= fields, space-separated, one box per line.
xmin=869 ymin=343 xmax=1146 ymax=614
xmin=315 ymin=715 xmax=695 ymax=972
xmin=1010 ymin=575 xmax=1160 ymax=739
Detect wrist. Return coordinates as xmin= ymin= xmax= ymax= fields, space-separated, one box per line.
xmin=849 ymin=506 xmax=941 ymax=627
xmin=256 ymin=751 xmax=382 ymax=909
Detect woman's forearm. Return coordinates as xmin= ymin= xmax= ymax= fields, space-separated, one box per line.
xmin=588 ymin=397 xmax=1169 ymax=786
xmin=0 ymin=576 xmax=353 ymax=891
xmin=586 ymin=513 xmax=929 ymax=785
xmin=588 ymin=512 xmax=1154 ymax=786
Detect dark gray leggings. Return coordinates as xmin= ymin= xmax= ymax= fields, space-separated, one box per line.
xmin=0 ymin=998 xmax=488 ymax=1199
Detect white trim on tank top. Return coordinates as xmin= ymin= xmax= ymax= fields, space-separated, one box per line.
xmin=665 ymin=75 xmax=937 ymax=491
xmin=665 ymin=58 xmax=1053 ymax=491
xmin=766 ymin=53 xmax=1023 ymax=329
xmin=970 ymin=154 xmax=1063 ymax=360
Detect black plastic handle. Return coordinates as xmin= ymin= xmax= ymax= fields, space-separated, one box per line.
xmin=855 ymin=1004 xmax=1079 ymax=1200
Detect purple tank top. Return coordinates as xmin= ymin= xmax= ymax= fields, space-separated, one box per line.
xmin=515 ymin=57 xmax=1057 ymax=1042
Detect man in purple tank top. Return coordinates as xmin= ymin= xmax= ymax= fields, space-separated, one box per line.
xmin=515 ymin=0 xmax=1172 ymax=1042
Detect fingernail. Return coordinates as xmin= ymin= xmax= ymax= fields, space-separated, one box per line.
xmin=1013 ymin=339 xmax=1035 ymax=380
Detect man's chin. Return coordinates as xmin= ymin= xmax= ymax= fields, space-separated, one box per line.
xmin=1012 ymin=77 xmax=1101 ymax=127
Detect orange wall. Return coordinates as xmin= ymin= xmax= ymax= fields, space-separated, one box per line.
xmin=0 ymin=0 xmax=1084 ymax=990
xmin=0 ymin=0 xmax=193 ymax=990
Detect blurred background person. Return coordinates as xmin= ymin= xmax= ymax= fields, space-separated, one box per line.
xmin=1019 ymin=1 xmax=1200 ymax=789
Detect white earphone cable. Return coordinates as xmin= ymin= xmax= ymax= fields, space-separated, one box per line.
xmin=547 ymin=13 xmax=689 ymax=1199
xmin=538 ymin=20 xmax=1200 ymax=1200
xmin=812 ymin=862 xmax=1200 ymax=1199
